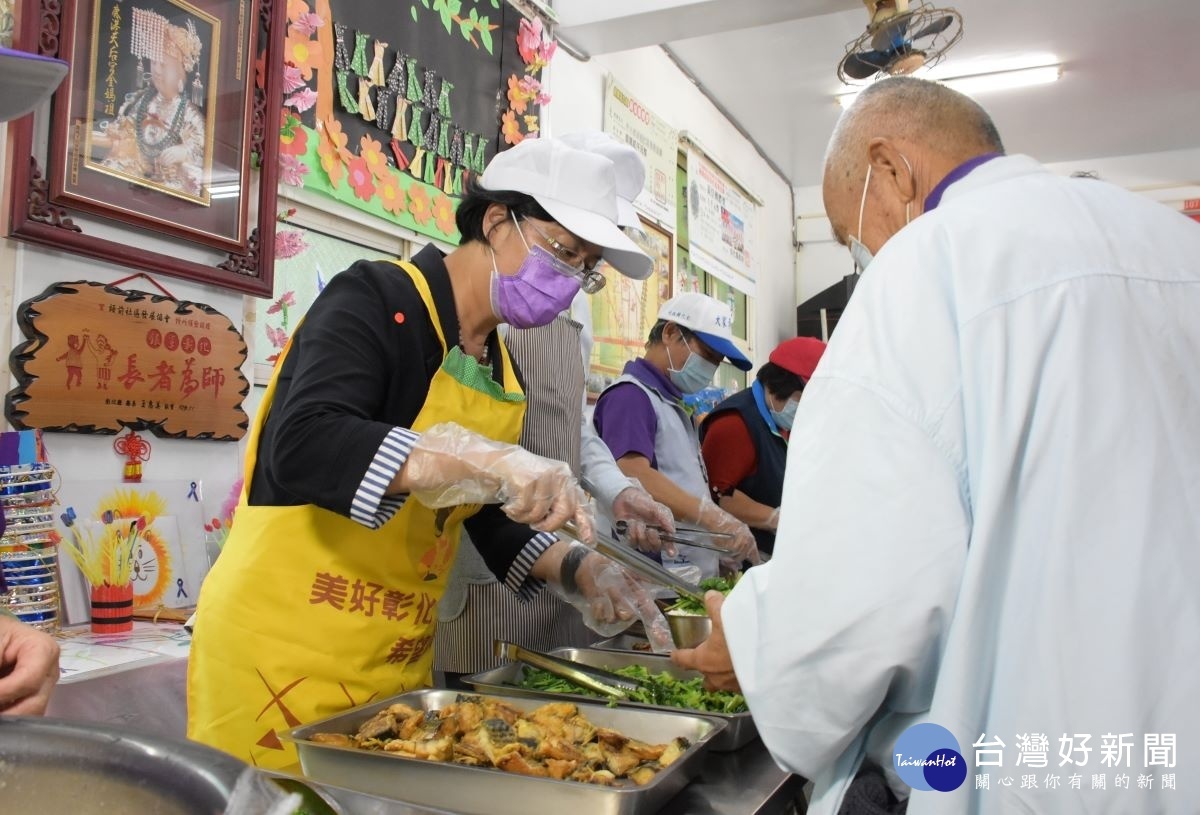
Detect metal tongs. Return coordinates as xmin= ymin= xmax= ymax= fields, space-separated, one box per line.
xmin=494 ymin=640 xmax=644 ymax=700
xmin=614 ymin=520 xmax=737 ymax=555
xmin=560 ymin=522 xmax=706 ymax=606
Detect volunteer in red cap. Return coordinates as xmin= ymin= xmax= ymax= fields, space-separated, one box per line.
xmin=699 ymin=337 xmax=827 ymax=556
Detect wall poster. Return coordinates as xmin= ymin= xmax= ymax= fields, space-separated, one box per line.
xmin=686 ymin=146 xmax=758 ymax=292
xmin=706 ymin=276 xmax=751 ymax=394
xmin=602 ymin=76 xmax=678 ymax=229
xmin=55 ymin=479 xmax=214 ymax=623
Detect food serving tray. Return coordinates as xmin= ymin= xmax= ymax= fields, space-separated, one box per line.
xmin=465 ymin=648 xmax=758 ymax=752
xmin=282 ymin=688 xmax=725 ymax=815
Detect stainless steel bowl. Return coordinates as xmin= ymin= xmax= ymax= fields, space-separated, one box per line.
xmin=0 ymin=716 xmax=248 ymax=813
xmin=666 ymin=612 xmax=712 ymax=648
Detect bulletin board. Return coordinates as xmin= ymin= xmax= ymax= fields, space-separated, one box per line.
xmin=277 ymin=0 xmax=553 ymax=245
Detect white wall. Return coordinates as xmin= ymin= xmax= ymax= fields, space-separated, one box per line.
xmin=793 ymin=146 xmax=1200 ymax=308
xmin=793 ymin=182 xmax=852 ymax=307
xmin=0 ymin=130 xmax=247 ymax=499
xmin=547 ymin=47 xmax=798 ymax=362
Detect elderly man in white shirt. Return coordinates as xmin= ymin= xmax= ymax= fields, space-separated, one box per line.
xmin=673 ymin=76 xmax=1200 ymax=815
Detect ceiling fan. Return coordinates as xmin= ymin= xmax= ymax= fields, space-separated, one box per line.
xmin=837 ymin=0 xmax=963 ymax=84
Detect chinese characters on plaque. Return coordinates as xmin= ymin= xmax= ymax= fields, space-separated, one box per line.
xmin=6 ymin=281 xmax=248 ymax=440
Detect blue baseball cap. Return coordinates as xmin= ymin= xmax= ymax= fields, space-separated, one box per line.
xmin=658 ymin=292 xmax=752 ymax=371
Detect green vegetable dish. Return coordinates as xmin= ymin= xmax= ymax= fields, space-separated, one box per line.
xmin=516 ymin=664 xmax=748 ymax=715
xmin=664 ymin=575 xmax=740 ymax=616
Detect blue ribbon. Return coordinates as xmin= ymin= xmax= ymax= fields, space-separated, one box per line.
xmin=186 ymin=482 xmax=200 ymax=502
xmin=176 ymin=578 xmax=188 ymax=598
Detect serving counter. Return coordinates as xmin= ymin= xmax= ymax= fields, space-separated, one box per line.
xmin=660 ymin=738 xmax=804 ymax=815
xmin=39 ymin=623 xmax=806 ymax=814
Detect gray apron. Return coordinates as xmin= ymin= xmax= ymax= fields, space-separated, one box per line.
xmin=600 ymin=373 xmax=718 ymax=580
xmin=434 ymin=314 xmax=595 ymax=673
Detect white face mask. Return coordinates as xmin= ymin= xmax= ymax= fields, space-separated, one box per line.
xmin=666 ymin=334 xmax=718 ymax=394
xmin=848 ymin=154 xmax=913 ymax=272
xmin=769 ymin=396 xmax=799 ymax=431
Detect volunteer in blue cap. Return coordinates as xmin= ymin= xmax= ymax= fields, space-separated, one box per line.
xmin=593 ymin=292 xmax=761 ymax=579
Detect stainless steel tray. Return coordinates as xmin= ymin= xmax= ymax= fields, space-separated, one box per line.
xmin=283 ymin=688 xmax=726 ymax=815
xmin=464 ymin=648 xmax=758 ymax=752
xmin=591 ymin=633 xmax=654 ymax=652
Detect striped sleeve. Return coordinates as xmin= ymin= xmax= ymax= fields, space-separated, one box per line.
xmin=349 ymin=427 xmax=420 ymax=528
xmin=503 ymin=531 xmax=557 ymax=601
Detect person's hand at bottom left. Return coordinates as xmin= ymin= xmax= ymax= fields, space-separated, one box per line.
xmin=0 ymin=615 xmax=60 ymax=716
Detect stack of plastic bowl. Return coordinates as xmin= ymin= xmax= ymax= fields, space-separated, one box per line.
xmin=0 ymin=462 xmax=61 ymax=632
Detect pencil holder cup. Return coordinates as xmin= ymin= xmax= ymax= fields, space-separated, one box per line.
xmin=90 ymin=581 xmax=134 ymax=633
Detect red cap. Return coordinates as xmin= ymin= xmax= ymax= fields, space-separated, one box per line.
xmin=768 ymin=337 xmax=827 ymax=382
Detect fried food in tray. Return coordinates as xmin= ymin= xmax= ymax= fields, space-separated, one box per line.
xmin=309 ymin=695 xmax=688 ymax=787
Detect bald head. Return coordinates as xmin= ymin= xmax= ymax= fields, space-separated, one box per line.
xmin=825 ymin=76 xmax=1004 ymax=191
xmin=822 ymin=77 xmax=1005 ymax=255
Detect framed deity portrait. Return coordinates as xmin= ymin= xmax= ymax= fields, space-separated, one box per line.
xmin=72 ymin=2 xmax=222 ymax=209
xmin=6 ymin=0 xmax=286 ymax=296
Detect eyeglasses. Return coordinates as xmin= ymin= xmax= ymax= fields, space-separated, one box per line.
xmin=521 ymin=219 xmax=607 ymax=294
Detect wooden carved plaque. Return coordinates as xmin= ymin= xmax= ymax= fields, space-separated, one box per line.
xmin=7 ymin=281 xmax=248 ymax=441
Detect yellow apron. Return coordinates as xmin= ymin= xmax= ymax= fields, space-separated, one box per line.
xmin=187 ymin=261 xmax=525 ymax=768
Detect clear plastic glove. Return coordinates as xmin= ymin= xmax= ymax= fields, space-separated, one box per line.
xmin=403 ymin=422 xmax=594 ymax=540
xmin=695 ymin=497 xmax=761 ymax=567
xmin=548 ymin=541 xmax=675 ymax=653
xmin=764 ymin=507 xmax=780 ymax=531
xmin=610 ymin=482 xmax=676 ymax=555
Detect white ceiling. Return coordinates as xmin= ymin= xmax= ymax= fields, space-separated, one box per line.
xmin=553 ymin=0 xmax=1200 ymax=188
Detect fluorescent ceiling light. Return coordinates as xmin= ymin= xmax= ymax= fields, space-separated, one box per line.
xmin=836 ymin=64 xmax=1062 ymax=109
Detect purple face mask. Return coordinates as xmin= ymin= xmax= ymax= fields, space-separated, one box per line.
xmin=490 ymin=220 xmax=583 ymax=329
